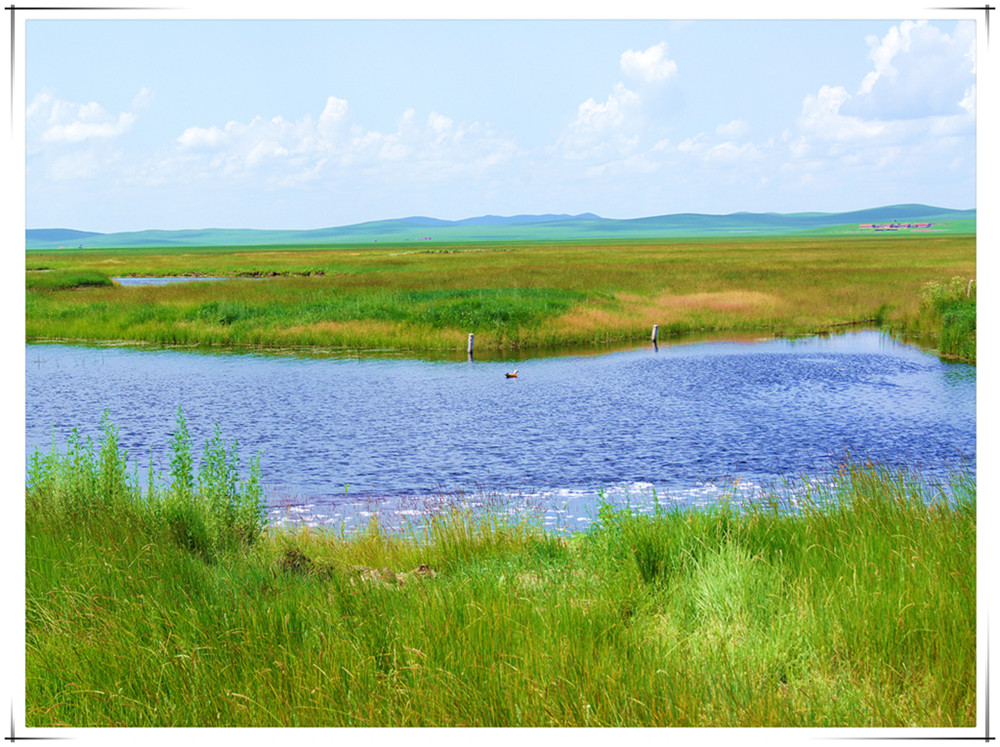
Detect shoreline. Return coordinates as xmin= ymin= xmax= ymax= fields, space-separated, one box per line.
xmin=24 ymin=321 xmax=974 ymax=364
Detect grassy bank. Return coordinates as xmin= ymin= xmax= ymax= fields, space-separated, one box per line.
xmin=897 ymin=275 xmax=977 ymax=361
xmin=26 ymin=416 xmax=977 ymax=728
xmin=25 ymin=234 xmax=975 ymax=359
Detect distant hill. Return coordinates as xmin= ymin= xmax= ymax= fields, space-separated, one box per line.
xmin=26 ymin=228 xmax=104 ymax=245
xmin=25 ymin=205 xmax=975 ymax=249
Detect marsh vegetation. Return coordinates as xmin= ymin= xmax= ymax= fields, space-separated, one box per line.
xmin=26 ymin=234 xmax=976 ymax=360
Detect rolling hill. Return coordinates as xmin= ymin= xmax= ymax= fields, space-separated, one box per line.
xmin=26 ymin=204 xmax=975 ymax=249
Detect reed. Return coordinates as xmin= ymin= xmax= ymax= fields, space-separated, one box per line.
xmin=25 ymin=415 xmax=976 ymax=728
xmin=900 ymin=276 xmax=977 ymax=361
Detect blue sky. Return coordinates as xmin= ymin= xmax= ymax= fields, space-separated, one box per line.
xmin=24 ymin=13 xmax=979 ymax=232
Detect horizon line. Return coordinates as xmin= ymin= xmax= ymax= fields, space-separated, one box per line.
xmin=25 ymin=202 xmax=977 ymax=235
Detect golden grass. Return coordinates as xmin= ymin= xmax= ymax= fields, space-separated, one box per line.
xmin=650 ymin=290 xmax=784 ymax=314
xmin=550 ymin=305 xmax=625 ymax=336
xmin=548 ymin=290 xmax=786 ymax=341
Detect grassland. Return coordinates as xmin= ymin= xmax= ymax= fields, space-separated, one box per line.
xmin=25 ymin=234 xmax=976 ymax=360
xmin=25 ymin=413 xmax=976 ymax=728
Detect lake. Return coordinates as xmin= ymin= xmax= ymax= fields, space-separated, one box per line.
xmin=25 ymin=331 xmax=975 ymax=531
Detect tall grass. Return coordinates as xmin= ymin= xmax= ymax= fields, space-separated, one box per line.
xmin=26 ymin=419 xmax=976 ymax=727
xmin=912 ymin=276 xmax=976 ymax=361
xmin=27 ymin=407 xmax=265 ymax=561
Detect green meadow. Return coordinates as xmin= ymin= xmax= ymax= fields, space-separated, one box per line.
xmin=26 ymin=233 xmax=976 ymax=360
xmin=25 ymin=414 xmax=976 ymax=728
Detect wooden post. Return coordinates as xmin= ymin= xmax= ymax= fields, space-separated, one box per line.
xmin=467 ymin=333 xmax=475 ymax=355
xmin=651 ymin=325 xmax=659 ymax=343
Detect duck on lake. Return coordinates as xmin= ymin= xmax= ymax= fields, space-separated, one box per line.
xmin=505 ymin=370 xmax=518 ymax=378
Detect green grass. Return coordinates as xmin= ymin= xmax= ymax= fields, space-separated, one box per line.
xmin=25 ymin=234 xmax=975 ymax=359
xmin=25 ymin=269 xmax=115 ymax=291
xmin=25 ymin=416 xmax=977 ymax=727
xmin=27 ymin=408 xmax=265 ymax=562
xmin=904 ymin=276 xmax=977 ymax=361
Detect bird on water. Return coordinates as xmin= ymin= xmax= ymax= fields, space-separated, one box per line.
xmin=505 ymin=370 xmax=518 ymax=378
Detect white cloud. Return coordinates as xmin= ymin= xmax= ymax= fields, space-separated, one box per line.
xmin=160 ymin=96 xmax=517 ymax=189
xmin=26 ymin=89 xmax=151 ymax=187
xmin=705 ymin=141 xmax=760 ymax=164
xmin=716 ymin=119 xmax=750 ymax=139
xmin=428 ymin=112 xmax=453 ymax=132
xmin=27 ymin=89 xmax=143 ymax=144
xmin=43 ymin=113 xmax=136 ymax=143
xmin=574 ymin=83 xmax=640 ymax=132
xmin=791 ymin=19 xmax=975 ymax=178
xmin=557 ymin=83 xmax=644 ymax=162
xmin=177 ymin=124 xmax=227 ymax=150
xmin=849 ymin=20 xmax=975 ymax=119
xmin=798 ymin=85 xmax=889 ymax=142
xmin=677 ymin=134 xmax=706 ymax=155
xmin=428 ymin=111 xmax=454 ymax=144
xmin=958 ymin=85 xmax=975 ymax=114
xmin=555 ymin=40 xmax=682 ymax=171
xmin=26 ymin=21 xmax=975 ymax=228
xmin=779 ymin=49 xmax=975 ymax=209
xmin=549 ymin=20 xmax=972 ymax=210
xmin=786 ymin=134 xmax=810 ymax=159
xmin=318 ymin=95 xmax=349 ymax=135
xmin=620 ymin=42 xmax=678 ymax=83
xmin=769 ymin=17 xmax=975 ymax=210
xmin=131 ymin=87 xmax=153 ymax=110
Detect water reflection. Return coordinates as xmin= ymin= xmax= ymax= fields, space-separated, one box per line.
xmin=29 ymin=323 xmax=948 ymax=365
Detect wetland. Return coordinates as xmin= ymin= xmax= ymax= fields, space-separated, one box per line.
xmin=24 ymin=234 xmax=978 ymax=728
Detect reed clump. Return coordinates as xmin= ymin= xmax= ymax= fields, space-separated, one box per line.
xmin=906 ymin=276 xmax=976 ymax=361
xmin=25 ymin=414 xmax=976 ymax=728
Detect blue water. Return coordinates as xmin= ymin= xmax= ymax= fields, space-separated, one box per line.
xmin=113 ymin=277 xmax=226 ymax=286
xmin=24 ymin=331 xmax=975 ymax=531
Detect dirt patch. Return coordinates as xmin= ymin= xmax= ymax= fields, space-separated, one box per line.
xmin=278 ymin=546 xmax=314 ymax=573
xmin=278 ymin=547 xmax=437 ymax=588
xmin=348 ymin=563 xmax=438 ymax=588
